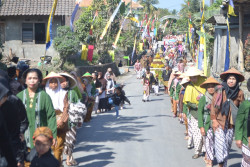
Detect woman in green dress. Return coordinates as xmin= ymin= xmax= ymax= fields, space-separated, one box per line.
xmin=235 ymin=78 xmax=250 ymax=166
xmin=17 ymin=68 xmax=57 ymax=167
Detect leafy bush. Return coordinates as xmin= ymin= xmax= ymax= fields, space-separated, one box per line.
xmin=53 ymin=26 xmax=80 ymax=68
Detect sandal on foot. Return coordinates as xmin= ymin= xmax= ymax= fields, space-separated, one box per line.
xmin=66 ymin=159 xmax=78 ymax=166
xmin=192 ymin=154 xmax=200 ymax=159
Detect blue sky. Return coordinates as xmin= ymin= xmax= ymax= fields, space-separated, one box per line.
xmin=154 ymin=0 xmax=210 ymax=11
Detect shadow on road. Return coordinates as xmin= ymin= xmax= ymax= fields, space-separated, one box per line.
xmin=74 ymin=113 xmax=153 ymax=166
xmin=76 ymin=152 xmax=115 ymax=167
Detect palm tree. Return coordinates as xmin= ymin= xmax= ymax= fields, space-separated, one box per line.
xmin=138 ymin=0 xmax=159 ymax=16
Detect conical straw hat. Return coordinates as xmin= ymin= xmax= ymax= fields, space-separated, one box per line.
xmin=59 ymin=72 xmax=77 ymax=89
xmin=185 ymin=67 xmax=203 ymax=77
xmin=180 ymin=77 xmax=190 ymax=85
xmin=43 ymin=71 xmax=63 ymax=82
xmin=220 ymin=68 xmax=245 ymax=82
xmin=200 ymin=76 xmax=220 ymax=88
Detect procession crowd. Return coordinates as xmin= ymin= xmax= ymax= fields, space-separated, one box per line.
xmin=135 ymin=34 xmax=250 ymax=167
xmin=0 ymin=61 xmax=130 ymax=167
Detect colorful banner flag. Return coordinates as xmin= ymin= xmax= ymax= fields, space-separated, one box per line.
xmin=128 ymin=17 xmax=139 ymax=23
xmin=81 ymin=45 xmax=88 ymax=60
xmin=228 ymin=0 xmax=237 ymax=17
xmin=224 ymin=18 xmax=230 ymax=71
xmin=100 ymin=0 xmax=124 ymax=40
xmin=89 ymin=10 xmax=98 ymax=35
xmin=139 ymin=43 xmax=143 ymax=51
xmin=87 ymin=45 xmax=94 ymax=62
xmin=163 ymin=20 xmax=169 ymax=33
xmin=70 ymin=1 xmax=80 ymax=32
xmin=46 ymin=0 xmax=58 ymax=50
xmin=131 ymin=35 xmax=137 ymax=60
xmin=198 ymin=0 xmax=205 ymax=71
xmin=151 ymin=18 xmax=155 ymax=31
xmin=113 ymin=11 xmax=130 ymax=49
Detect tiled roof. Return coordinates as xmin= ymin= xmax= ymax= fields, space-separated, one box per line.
xmin=79 ymin=0 xmax=143 ymax=9
xmin=0 ymin=0 xmax=75 ymax=16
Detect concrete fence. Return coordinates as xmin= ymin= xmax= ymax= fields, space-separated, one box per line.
xmin=75 ymin=62 xmax=120 ymax=77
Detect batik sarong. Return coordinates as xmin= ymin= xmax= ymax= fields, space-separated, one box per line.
xmin=190 ymin=115 xmax=204 ymax=154
xmin=205 ymin=128 xmax=215 ymax=161
xmin=242 ymin=144 xmax=250 ymax=167
xmin=214 ymin=126 xmax=234 ymax=166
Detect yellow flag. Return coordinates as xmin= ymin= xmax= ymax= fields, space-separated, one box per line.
xmin=113 ymin=29 xmax=122 ymax=49
xmin=81 ymin=45 xmax=88 ymax=60
xmin=46 ymin=0 xmax=58 ymax=50
xmin=139 ymin=43 xmax=143 ymax=51
xmin=129 ymin=17 xmax=139 ymax=23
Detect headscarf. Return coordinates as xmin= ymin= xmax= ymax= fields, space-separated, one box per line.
xmin=45 ymin=78 xmax=67 ymax=112
xmin=220 ymin=75 xmax=240 ymax=116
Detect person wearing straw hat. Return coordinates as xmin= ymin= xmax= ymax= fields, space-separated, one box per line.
xmin=198 ymin=77 xmax=220 ymax=167
xmin=43 ymin=71 xmax=68 ymax=165
xmin=179 ymin=77 xmax=190 ymax=140
xmin=235 ymin=78 xmax=250 ymax=166
xmin=211 ymin=68 xmax=245 ymax=167
xmin=169 ymin=71 xmax=181 ymax=116
xmin=17 ymin=69 xmax=57 ymax=167
xmin=59 ymin=72 xmax=79 ymax=166
xmin=183 ymin=67 xmax=206 ymax=158
xmin=82 ymin=72 xmax=96 ymax=122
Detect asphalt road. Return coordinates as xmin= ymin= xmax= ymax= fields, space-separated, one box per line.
xmin=68 ymin=72 xmax=242 ymax=167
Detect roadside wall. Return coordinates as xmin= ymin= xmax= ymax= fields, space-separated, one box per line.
xmin=76 ymin=62 xmax=120 ymax=77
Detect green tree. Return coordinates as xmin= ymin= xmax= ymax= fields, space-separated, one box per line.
xmin=53 ymin=26 xmax=80 ymax=68
xmin=138 ymin=0 xmax=159 ymax=16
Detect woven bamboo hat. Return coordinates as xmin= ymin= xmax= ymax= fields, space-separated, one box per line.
xmin=200 ymin=76 xmax=220 ymax=88
xmin=43 ymin=71 xmax=63 ymax=83
xmin=185 ymin=67 xmax=203 ymax=77
xmin=59 ymin=72 xmax=77 ymax=89
xmin=220 ymin=68 xmax=245 ymax=82
xmin=180 ymin=77 xmax=190 ymax=85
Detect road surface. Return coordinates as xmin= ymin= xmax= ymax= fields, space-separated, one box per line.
xmin=68 ymin=72 xmax=242 ymax=167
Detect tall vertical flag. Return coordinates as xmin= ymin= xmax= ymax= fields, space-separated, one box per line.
xmin=198 ymin=0 xmax=206 ymax=75
xmin=131 ymin=35 xmax=137 ymax=61
xmin=89 ymin=10 xmax=98 ymax=35
xmin=70 ymin=0 xmax=81 ymax=32
xmin=151 ymin=18 xmax=155 ymax=31
xmin=224 ymin=18 xmax=230 ymax=71
xmin=46 ymin=0 xmax=58 ymax=50
xmin=112 ymin=11 xmax=131 ymax=49
xmin=100 ymin=0 xmax=124 ymax=40
xmin=224 ymin=0 xmax=237 ymax=71
xmin=228 ymin=0 xmax=237 ymax=17
xmin=163 ymin=20 xmax=169 ymax=33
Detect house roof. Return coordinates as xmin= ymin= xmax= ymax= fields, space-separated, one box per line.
xmin=0 ymin=0 xmax=75 ymax=16
xmin=207 ymin=14 xmax=241 ymax=25
xmin=79 ymin=0 xmax=143 ymax=9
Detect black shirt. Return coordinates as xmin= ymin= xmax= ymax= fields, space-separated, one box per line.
xmin=30 ymin=149 xmax=59 ymax=167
